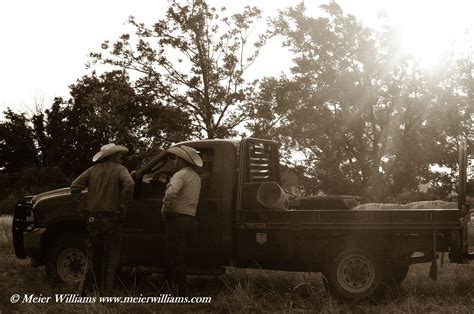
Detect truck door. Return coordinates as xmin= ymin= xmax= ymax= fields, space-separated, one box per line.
xmin=122 ymin=144 xmax=229 ymax=268
xmin=185 ymin=146 xmax=224 ymax=266
xmin=121 ymin=157 xmax=167 ymax=265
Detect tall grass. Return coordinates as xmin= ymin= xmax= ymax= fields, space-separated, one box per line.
xmin=0 ymin=198 xmax=17 ymax=216
xmin=0 ymin=215 xmax=13 ymax=254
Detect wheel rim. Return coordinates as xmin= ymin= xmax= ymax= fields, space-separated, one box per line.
xmin=57 ymin=248 xmax=87 ymax=283
xmin=337 ymin=254 xmax=375 ymax=293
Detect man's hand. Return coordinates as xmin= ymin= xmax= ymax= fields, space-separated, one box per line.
xmin=162 ymin=204 xmax=173 ymax=214
xmin=119 ymin=204 xmax=129 ymax=221
xmin=161 ymin=205 xmax=174 ymax=222
xmin=71 ymin=193 xmax=82 ymax=203
xmin=72 ymin=193 xmax=88 ymax=216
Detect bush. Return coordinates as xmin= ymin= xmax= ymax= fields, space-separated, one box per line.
xmin=14 ymin=165 xmax=72 ymax=195
xmin=0 ymin=165 xmax=73 ymax=215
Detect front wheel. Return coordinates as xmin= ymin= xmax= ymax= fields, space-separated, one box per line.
xmin=45 ymin=234 xmax=88 ymax=284
xmin=323 ymin=248 xmax=385 ymax=300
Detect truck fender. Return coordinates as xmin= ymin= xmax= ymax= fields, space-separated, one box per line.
xmin=23 ymin=228 xmax=46 ymax=261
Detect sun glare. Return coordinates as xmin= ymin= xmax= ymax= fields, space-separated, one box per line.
xmin=383 ymin=0 xmax=474 ymax=68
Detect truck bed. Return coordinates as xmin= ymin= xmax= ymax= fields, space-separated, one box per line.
xmin=239 ymin=208 xmax=463 ymax=231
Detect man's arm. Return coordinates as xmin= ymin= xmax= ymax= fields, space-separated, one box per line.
xmin=119 ymin=168 xmax=135 ymax=218
xmin=162 ymin=174 xmax=184 ymax=213
xmin=70 ymin=168 xmax=91 ymax=212
xmin=70 ymin=168 xmax=90 ymax=201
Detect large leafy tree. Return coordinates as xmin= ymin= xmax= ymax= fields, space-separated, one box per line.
xmin=249 ymin=1 xmax=471 ymax=200
xmin=259 ymin=1 xmax=400 ymax=198
xmin=417 ymin=53 xmax=474 ymax=198
xmin=32 ymin=70 xmax=191 ymax=176
xmin=89 ymin=0 xmax=267 ymax=139
xmin=0 ymin=109 xmax=38 ymax=173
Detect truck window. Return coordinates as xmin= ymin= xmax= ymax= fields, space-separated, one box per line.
xmin=139 ymin=160 xmax=168 ymax=198
xmin=142 ymin=160 xmax=166 ymax=183
xmin=138 ymin=149 xmax=214 ymax=199
xmin=196 ymin=149 xmax=214 ymax=197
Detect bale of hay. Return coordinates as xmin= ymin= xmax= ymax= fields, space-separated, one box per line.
xmin=354 ymin=203 xmax=408 ymax=210
xmin=405 ymin=200 xmax=458 ymax=209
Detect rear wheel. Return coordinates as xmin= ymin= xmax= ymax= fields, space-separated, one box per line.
xmin=46 ymin=234 xmax=88 ymax=284
xmin=323 ymin=248 xmax=385 ymax=300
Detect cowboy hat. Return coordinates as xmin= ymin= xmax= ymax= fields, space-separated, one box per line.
xmin=92 ymin=143 xmax=129 ymax=162
xmin=166 ymin=145 xmax=203 ymax=167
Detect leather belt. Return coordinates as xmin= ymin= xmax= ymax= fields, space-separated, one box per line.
xmin=164 ymin=212 xmax=195 ymax=218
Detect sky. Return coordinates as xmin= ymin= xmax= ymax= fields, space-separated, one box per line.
xmin=1 ymin=0 xmax=474 ymax=115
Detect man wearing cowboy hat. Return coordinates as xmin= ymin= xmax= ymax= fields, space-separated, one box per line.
xmin=161 ymin=145 xmax=203 ymax=297
xmin=71 ymin=143 xmax=135 ymax=292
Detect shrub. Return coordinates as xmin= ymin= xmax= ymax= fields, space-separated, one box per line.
xmin=0 ymin=166 xmax=73 ymax=215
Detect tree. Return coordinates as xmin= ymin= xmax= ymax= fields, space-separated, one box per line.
xmin=0 ymin=109 xmax=38 ymax=173
xmin=67 ymin=70 xmax=192 ymax=163
xmin=261 ymin=1 xmax=400 ymax=198
xmin=250 ymin=1 xmax=469 ymax=201
xmin=418 ymin=52 xmax=474 ymax=197
xmin=89 ymin=0 xmax=267 ymax=139
xmin=31 ymin=70 xmax=191 ymax=176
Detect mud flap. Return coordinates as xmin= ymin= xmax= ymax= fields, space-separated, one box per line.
xmin=428 ymin=259 xmax=438 ymax=280
xmin=429 ymin=229 xmax=438 ymax=280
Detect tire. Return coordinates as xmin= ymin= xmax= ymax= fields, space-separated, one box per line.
xmin=323 ymin=248 xmax=385 ymax=300
xmin=45 ymin=234 xmax=88 ymax=284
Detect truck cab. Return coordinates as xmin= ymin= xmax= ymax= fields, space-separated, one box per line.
xmin=120 ymin=139 xmax=238 ymax=268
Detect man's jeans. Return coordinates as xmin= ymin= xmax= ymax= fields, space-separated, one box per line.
xmin=85 ymin=218 xmax=122 ymax=292
xmin=163 ymin=213 xmax=198 ymax=296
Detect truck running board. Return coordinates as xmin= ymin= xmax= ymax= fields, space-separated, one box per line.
xmin=121 ymin=266 xmax=226 ymax=276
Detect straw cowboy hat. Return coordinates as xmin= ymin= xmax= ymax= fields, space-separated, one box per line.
xmin=166 ymin=145 xmax=203 ymax=167
xmin=92 ymin=143 xmax=129 ymax=162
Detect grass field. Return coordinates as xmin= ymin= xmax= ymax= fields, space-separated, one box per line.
xmin=0 ymin=214 xmax=473 ymax=313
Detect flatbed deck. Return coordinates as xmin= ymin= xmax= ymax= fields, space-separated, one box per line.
xmin=239 ymin=208 xmax=464 ymax=230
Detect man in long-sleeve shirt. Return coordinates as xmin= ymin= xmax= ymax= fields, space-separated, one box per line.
xmin=161 ymin=145 xmax=202 ymax=297
xmin=162 ymin=166 xmax=201 ymax=216
xmin=71 ymin=143 xmax=134 ymax=292
xmin=71 ymin=160 xmax=134 ymax=216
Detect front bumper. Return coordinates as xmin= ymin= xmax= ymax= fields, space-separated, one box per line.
xmin=12 ymin=196 xmax=34 ymax=258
